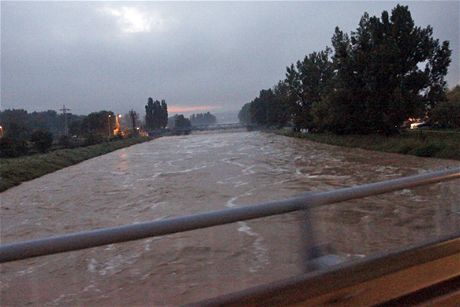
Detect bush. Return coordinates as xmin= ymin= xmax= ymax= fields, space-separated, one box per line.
xmin=430 ymin=100 xmax=460 ymax=129
xmin=58 ymin=135 xmax=81 ymax=148
xmin=30 ymin=130 xmax=53 ymax=153
xmin=0 ymin=137 xmax=29 ymax=158
xmin=58 ymin=135 xmax=70 ymax=148
xmin=84 ymin=134 xmax=104 ymax=146
xmin=396 ymin=144 xmax=414 ymax=154
xmin=111 ymin=133 xmax=123 ymax=141
xmin=410 ymin=144 xmax=442 ymax=157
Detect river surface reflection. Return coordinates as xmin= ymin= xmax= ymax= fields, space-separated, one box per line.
xmin=1 ymin=131 xmax=459 ymax=305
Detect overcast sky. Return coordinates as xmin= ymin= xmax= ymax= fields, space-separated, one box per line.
xmin=1 ymin=1 xmax=459 ymax=116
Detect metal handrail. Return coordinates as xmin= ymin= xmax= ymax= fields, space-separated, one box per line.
xmin=190 ymin=231 xmax=460 ymax=306
xmin=1 ymin=167 xmax=459 ymax=263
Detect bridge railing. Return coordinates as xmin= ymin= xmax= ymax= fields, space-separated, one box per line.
xmin=1 ymin=167 xmax=459 ymax=263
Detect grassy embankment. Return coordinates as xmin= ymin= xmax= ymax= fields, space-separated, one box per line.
xmin=278 ymin=129 xmax=460 ymax=161
xmin=0 ymin=137 xmax=150 ymax=192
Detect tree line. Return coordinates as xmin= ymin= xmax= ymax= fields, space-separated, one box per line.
xmin=0 ymin=96 xmax=221 ymax=156
xmin=239 ymin=5 xmax=456 ymax=134
xmin=0 ymin=109 xmax=122 ymax=157
xmin=190 ymin=112 xmax=217 ymax=126
xmin=0 ymin=97 xmax=166 ymax=157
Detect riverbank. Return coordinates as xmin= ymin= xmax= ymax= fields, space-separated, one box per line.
xmin=0 ymin=136 xmax=151 ymax=192
xmin=277 ymin=129 xmax=460 ymax=161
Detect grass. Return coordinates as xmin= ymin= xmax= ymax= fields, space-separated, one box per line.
xmin=277 ymin=128 xmax=460 ymax=161
xmin=0 ymin=137 xmax=150 ymax=192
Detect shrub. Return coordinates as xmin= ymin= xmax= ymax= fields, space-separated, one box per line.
xmin=430 ymin=100 xmax=460 ymax=129
xmin=393 ymin=144 xmax=413 ymax=154
xmin=30 ymin=130 xmax=53 ymax=153
xmin=58 ymin=135 xmax=81 ymax=148
xmin=84 ymin=134 xmax=104 ymax=146
xmin=411 ymin=144 xmax=442 ymax=157
xmin=0 ymin=137 xmax=29 ymax=158
xmin=58 ymin=135 xmax=70 ymax=148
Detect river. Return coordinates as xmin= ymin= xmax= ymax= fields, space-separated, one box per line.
xmin=1 ymin=131 xmax=459 ymax=305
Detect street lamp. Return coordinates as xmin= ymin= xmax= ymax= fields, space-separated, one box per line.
xmin=118 ymin=114 xmax=122 ymax=132
xmin=108 ymin=115 xmax=112 ymax=137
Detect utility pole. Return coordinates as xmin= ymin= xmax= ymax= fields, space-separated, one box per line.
xmin=59 ymin=105 xmax=71 ymax=136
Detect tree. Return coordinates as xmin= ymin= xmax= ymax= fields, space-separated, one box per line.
xmin=81 ymin=111 xmax=115 ymax=136
xmin=174 ymin=114 xmax=191 ymax=132
xmin=29 ymin=110 xmax=59 ymax=135
xmin=241 ymin=81 xmax=292 ymax=128
xmin=145 ymin=98 xmax=155 ymax=130
xmin=161 ymin=100 xmax=168 ymax=129
xmin=69 ymin=118 xmax=83 ymax=136
xmin=430 ymin=85 xmax=460 ymax=128
xmin=326 ymin=5 xmax=451 ymax=134
xmin=152 ymin=100 xmax=161 ymax=128
xmin=238 ymin=103 xmax=251 ymax=124
xmin=0 ymin=137 xmax=29 ymax=157
xmin=286 ymin=48 xmax=334 ymax=130
xmin=128 ymin=109 xmax=138 ymax=134
xmin=190 ymin=112 xmax=217 ymax=126
xmin=30 ymin=130 xmax=53 ymax=153
xmin=272 ymin=80 xmax=297 ymax=128
xmin=249 ymin=91 xmax=269 ymax=126
xmin=446 ymin=85 xmax=460 ymax=102
xmin=0 ymin=109 xmax=30 ymax=140
xmin=145 ymin=98 xmax=168 ymax=130
xmin=0 ymin=109 xmax=86 ymax=139
xmin=238 ymin=5 xmax=452 ymax=135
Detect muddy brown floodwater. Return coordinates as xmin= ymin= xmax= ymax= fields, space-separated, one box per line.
xmin=1 ymin=131 xmax=459 ymax=305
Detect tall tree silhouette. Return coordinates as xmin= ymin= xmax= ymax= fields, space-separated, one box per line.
xmin=128 ymin=109 xmax=138 ymax=134
xmin=161 ymin=100 xmax=168 ymax=129
xmin=145 ymin=97 xmax=155 ymax=130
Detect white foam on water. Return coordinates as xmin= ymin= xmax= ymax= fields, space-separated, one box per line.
xmin=225 ymin=192 xmax=270 ymax=273
xmin=237 ymin=221 xmax=270 ymax=273
xmin=160 ymin=164 xmax=208 ymax=176
xmin=104 ymin=244 xmax=115 ymax=251
xmin=242 ymin=165 xmax=256 ymax=175
xmin=87 ymin=258 xmax=98 ymax=273
xmin=221 ymin=157 xmax=246 ymax=168
xmin=234 ymin=181 xmax=249 ymax=187
xmin=16 ymin=267 xmax=34 ymax=276
xmin=226 ymin=196 xmax=239 ymax=208
xmin=82 ymin=283 xmax=102 ymax=293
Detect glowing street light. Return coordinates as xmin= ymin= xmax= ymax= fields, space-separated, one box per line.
xmin=108 ymin=115 xmax=112 ymax=137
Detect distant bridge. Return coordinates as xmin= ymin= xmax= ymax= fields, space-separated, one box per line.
xmin=147 ymin=124 xmax=253 ymax=136
xmin=191 ymin=123 xmax=250 ymax=131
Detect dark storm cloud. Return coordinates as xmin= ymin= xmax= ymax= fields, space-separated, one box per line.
xmin=1 ymin=1 xmax=459 ymax=115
